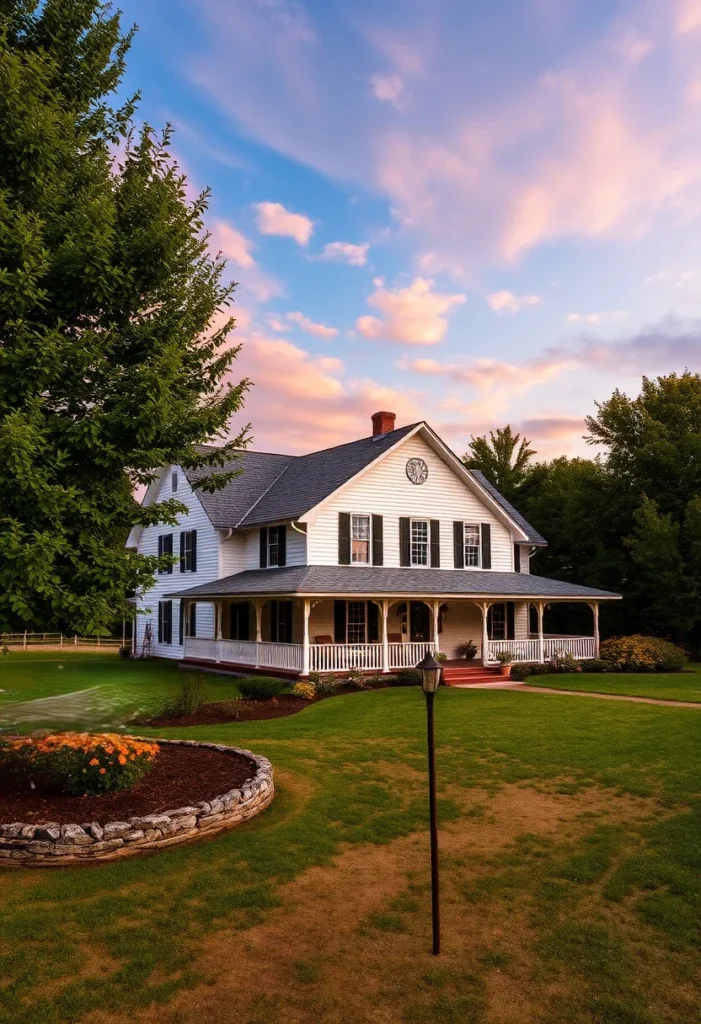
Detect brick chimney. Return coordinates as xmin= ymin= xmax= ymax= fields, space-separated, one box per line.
xmin=371 ymin=411 xmax=396 ymax=436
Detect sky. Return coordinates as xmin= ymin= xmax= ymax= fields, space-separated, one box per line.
xmin=115 ymin=0 xmax=701 ymax=459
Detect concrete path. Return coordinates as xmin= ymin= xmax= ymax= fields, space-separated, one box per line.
xmin=454 ymin=681 xmax=701 ymax=708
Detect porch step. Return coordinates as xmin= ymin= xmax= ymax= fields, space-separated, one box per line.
xmin=442 ymin=663 xmax=504 ymax=687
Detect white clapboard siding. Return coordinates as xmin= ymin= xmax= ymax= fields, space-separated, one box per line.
xmin=518 ymin=544 xmax=531 ymax=574
xmin=134 ymin=466 xmax=218 ymax=659
xmin=307 ymin=434 xmax=515 ymax=570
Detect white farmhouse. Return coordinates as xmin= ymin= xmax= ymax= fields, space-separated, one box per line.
xmin=126 ymin=412 xmax=619 ymax=680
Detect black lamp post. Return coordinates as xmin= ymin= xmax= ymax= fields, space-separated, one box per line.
xmin=417 ymin=650 xmax=442 ymax=955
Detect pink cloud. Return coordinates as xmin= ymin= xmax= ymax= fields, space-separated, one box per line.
xmin=517 ymin=416 xmax=586 ymax=440
xmin=208 ymin=219 xmax=283 ymax=304
xmin=404 ymin=354 xmax=571 ymax=394
xmin=318 ymin=241 xmax=369 ymax=266
xmin=370 ymin=72 xmax=405 ymax=108
xmin=487 ymin=290 xmax=542 ymax=314
xmin=677 ymin=0 xmax=701 ymax=35
xmin=356 ymin=277 xmax=465 ymax=345
xmin=286 ymin=310 xmax=338 ymax=339
xmin=254 ymin=201 xmax=314 ymax=246
xmin=209 ymin=221 xmax=256 ymax=269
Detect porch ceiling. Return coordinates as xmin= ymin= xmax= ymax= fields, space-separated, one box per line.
xmin=167 ymin=565 xmax=621 ymax=602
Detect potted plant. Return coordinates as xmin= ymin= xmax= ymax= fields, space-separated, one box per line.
xmin=496 ymin=651 xmax=513 ymax=676
xmin=455 ymin=640 xmax=478 ymax=661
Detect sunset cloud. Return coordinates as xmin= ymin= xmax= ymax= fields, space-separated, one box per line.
xmin=370 ymin=72 xmax=405 ymax=107
xmin=209 ymin=221 xmax=256 ymax=268
xmin=676 ymin=0 xmax=701 ymax=35
xmin=286 ymin=311 xmax=338 ymax=339
xmin=254 ymin=201 xmax=314 ymax=246
xmin=208 ymin=220 xmax=282 ymax=304
xmin=318 ymin=241 xmax=369 ymax=266
xmin=403 ymin=354 xmax=571 ymax=395
xmin=487 ymin=291 xmax=542 ymax=314
xmin=356 ymin=277 xmax=465 ymax=345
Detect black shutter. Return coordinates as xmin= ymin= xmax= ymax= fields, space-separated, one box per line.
xmin=514 ymin=544 xmax=521 ymax=573
xmin=334 ymin=600 xmax=347 ymax=643
xmin=240 ymin=602 xmax=249 ymax=641
xmin=190 ymin=531 xmax=197 ymax=572
xmin=372 ymin=514 xmax=384 ymax=566
xmin=269 ymin=600 xmax=278 ymax=642
xmin=507 ymin=602 xmax=515 ymax=640
xmin=282 ymin=601 xmax=293 ymax=644
xmin=430 ymin=520 xmax=440 ymax=568
xmin=164 ymin=601 xmax=172 ymax=644
xmin=338 ymin=513 xmax=351 ymax=565
xmin=190 ymin=603 xmax=197 ymax=638
xmin=277 ymin=525 xmax=287 ymax=567
xmin=399 ymin=518 xmax=411 ymax=567
xmin=179 ymin=532 xmax=186 ymax=573
xmin=481 ymin=523 xmax=492 ymax=569
xmin=165 ymin=533 xmax=173 ymax=573
xmin=259 ymin=527 xmax=268 ymax=568
xmin=453 ymin=521 xmax=464 ymax=568
xmin=367 ymin=601 xmax=380 ymax=643
xmin=157 ymin=602 xmax=163 ymax=643
xmin=158 ymin=535 xmax=163 ymax=563
xmin=178 ymin=601 xmax=184 ymax=645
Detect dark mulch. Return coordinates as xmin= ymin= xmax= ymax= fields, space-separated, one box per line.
xmin=0 ymin=744 xmax=256 ymax=825
xmin=146 ymin=695 xmax=319 ymax=727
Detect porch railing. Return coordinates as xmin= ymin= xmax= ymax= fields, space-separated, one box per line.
xmin=184 ymin=638 xmax=435 ymax=674
xmin=487 ymin=637 xmax=596 ymax=664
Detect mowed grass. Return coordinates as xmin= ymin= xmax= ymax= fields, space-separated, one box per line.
xmin=526 ymin=663 xmax=701 ymax=703
xmin=0 ymin=651 xmax=242 ymax=720
xmin=0 ymin=654 xmax=699 ymax=1024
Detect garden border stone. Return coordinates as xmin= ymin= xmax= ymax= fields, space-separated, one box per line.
xmin=0 ymin=739 xmax=274 ymax=867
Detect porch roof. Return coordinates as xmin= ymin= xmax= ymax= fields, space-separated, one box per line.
xmin=167 ymin=566 xmax=621 ymax=602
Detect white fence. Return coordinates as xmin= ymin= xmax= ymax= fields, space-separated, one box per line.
xmin=1 ymin=633 xmax=123 ymax=651
xmin=487 ymin=636 xmax=596 ymax=664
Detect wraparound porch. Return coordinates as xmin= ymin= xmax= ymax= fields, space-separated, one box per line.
xmin=179 ymin=595 xmax=601 ymax=676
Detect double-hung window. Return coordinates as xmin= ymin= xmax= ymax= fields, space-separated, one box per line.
xmin=351 ymin=515 xmax=371 ymax=563
xmin=347 ymin=601 xmax=367 ymax=644
xmin=464 ymin=524 xmax=481 ymax=567
xmin=410 ymin=519 xmax=429 ymax=567
xmin=267 ymin=529 xmax=279 ymax=568
xmin=157 ymin=534 xmax=173 ymax=574
xmin=180 ymin=530 xmax=197 ymax=572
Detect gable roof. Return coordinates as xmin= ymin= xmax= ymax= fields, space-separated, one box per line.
xmin=469 ymin=470 xmax=547 ymax=547
xmin=156 ymin=421 xmax=543 ymax=546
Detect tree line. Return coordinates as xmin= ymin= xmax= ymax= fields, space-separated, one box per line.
xmin=464 ymin=372 xmax=701 ymax=653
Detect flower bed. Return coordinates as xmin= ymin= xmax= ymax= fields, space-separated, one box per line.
xmin=0 ymin=739 xmax=273 ymax=868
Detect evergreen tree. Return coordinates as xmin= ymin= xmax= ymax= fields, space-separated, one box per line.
xmin=0 ymin=0 xmax=249 ymax=634
xmin=463 ymin=425 xmax=536 ymax=502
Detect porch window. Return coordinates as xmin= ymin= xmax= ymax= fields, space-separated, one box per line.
xmin=464 ymin=524 xmax=480 ymax=567
xmin=351 ymin=515 xmax=371 ymax=563
xmin=229 ymin=602 xmax=249 ymax=641
xmin=410 ymin=519 xmax=429 ymax=566
xmin=489 ymin=603 xmax=506 ymax=640
xmin=347 ymin=601 xmax=367 ymax=644
xmin=186 ymin=603 xmax=197 ymax=638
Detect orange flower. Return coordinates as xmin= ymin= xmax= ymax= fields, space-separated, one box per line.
xmin=118 ymin=755 xmax=127 ymax=765
xmin=89 ymin=758 xmax=99 ymax=767
xmin=99 ymin=768 xmax=106 ymax=774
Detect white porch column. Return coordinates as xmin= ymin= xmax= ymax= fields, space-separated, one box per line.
xmin=536 ymin=601 xmax=545 ymax=663
xmin=478 ymin=601 xmax=492 ymax=666
xmin=302 ymin=598 xmax=311 ymax=677
xmin=381 ymin=599 xmax=390 ymax=674
xmin=214 ymin=601 xmax=222 ymax=662
xmin=431 ymin=600 xmax=441 ymax=654
xmin=254 ymin=600 xmax=263 ymax=668
xmin=589 ymin=601 xmax=600 ymax=657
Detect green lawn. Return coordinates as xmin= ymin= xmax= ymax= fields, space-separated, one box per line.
xmin=0 ymin=650 xmax=242 ymax=725
xmin=1 ymin=654 xmax=700 ymax=1024
xmin=526 ymin=663 xmax=701 ymax=703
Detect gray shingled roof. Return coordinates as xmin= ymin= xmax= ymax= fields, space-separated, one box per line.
xmin=184 ymin=451 xmax=293 ymax=530
xmin=168 ymin=566 xmax=620 ymax=600
xmin=237 ymin=423 xmax=419 ymax=527
xmin=470 ymin=470 xmax=547 ymax=547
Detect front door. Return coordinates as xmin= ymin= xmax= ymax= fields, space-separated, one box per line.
xmin=410 ymin=601 xmax=431 ymax=642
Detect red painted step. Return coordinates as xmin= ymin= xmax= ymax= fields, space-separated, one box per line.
xmin=442 ymin=662 xmax=506 ymax=686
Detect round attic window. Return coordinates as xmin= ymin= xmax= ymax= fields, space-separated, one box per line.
xmin=406 ymin=458 xmax=428 ymax=485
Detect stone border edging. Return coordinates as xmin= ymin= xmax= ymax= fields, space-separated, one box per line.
xmin=0 ymin=738 xmax=274 ymax=867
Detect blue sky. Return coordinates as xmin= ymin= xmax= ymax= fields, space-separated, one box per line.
xmin=116 ymin=0 xmax=701 ymax=456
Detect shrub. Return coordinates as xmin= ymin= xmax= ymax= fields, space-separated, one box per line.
xmin=292 ymin=681 xmax=316 ymax=701
xmin=118 ymin=644 xmax=131 ymax=659
xmin=160 ymin=674 xmax=207 ymax=718
xmin=580 ymin=659 xmax=608 ymax=673
xmin=546 ymin=652 xmax=580 ymax=674
xmin=237 ymin=677 xmax=288 ymax=700
xmin=599 ymin=635 xmax=687 ymax=673
xmin=0 ymin=733 xmax=159 ymax=796
xmin=396 ymin=669 xmax=423 ymax=686
xmin=509 ymin=663 xmax=537 ymax=682
xmin=314 ymin=674 xmax=343 ymax=695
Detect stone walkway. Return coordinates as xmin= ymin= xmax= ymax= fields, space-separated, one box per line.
xmin=455 ymin=680 xmax=701 ymax=708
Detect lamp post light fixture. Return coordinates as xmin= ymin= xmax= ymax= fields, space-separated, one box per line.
xmin=417 ymin=650 xmax=442 ymax=955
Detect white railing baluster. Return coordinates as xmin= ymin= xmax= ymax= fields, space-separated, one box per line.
xmin=486 ymin=637 xmax=596 ymax=664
